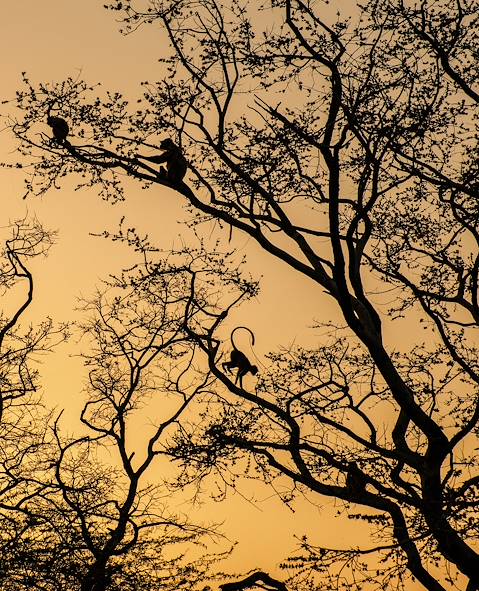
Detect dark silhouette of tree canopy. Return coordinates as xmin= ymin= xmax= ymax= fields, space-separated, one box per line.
xmin=0 ymin=221 xmax=233 ymax=591
xmin=6 ymin=0 xmax=479 ymax=590
xmin=51 ymin=238 xmax=247 ymax=591
xmin=0 ymin=218 xmax=69 ymax=589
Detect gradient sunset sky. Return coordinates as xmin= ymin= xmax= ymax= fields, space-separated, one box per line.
xmin=1 ymin=1 xmax=426 ymax=585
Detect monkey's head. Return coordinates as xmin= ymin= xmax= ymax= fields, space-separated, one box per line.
xmin=47 ymin=115 xmax=67 ymax=127
xmin=159 ymin=138 xmax=176 ymax=150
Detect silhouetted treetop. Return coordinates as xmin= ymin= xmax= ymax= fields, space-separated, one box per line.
xmin=6 ymin=1 xmax=479 ymax=590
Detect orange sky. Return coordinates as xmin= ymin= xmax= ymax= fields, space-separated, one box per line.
xmin=0 ymin=1 xmax=428 ymax=586
xmin=1 ymin=0 xmax=334 ymax=576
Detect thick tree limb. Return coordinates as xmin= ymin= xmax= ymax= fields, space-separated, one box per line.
xmin=220 ymin=572 xmax=287 ymax=591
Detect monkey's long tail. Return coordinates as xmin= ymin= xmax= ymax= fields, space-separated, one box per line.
xmin=231 ymin=326 xmax=255 ymax=347
xmin=230 ymin=326 xmax=267 ymax=368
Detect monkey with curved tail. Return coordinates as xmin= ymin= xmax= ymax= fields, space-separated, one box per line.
xmin=136 ymin=138 xmax=187 ymax=183
xmin=222 ymin=326 xmax=258 ymax=388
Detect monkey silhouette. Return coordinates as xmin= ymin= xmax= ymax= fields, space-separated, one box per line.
xmin=222 ymin=326 xmax=258 ymax=388
xmin=137 ymin=138 xmax=187 ymax=183
xmin=46 ymin=103 xmax=69 ymax=144
xmin=47 ymin=114 xmax=69 ymax=144
xmin=346 ymin=462 xmax=366 ymax=494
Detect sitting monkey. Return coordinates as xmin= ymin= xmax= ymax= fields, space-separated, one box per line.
xmin=47 ymin=114 xmax=69 ymax=144
xmin=137 ymin=138 xmax=187 ymax=183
